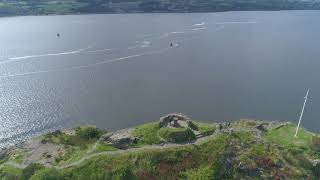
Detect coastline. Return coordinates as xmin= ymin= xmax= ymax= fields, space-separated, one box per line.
xmin=0 ymin=9 xmax=319 ymax=19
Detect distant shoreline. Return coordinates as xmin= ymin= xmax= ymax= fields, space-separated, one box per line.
xmin=0 ymin=9 xmax=320 ymax=19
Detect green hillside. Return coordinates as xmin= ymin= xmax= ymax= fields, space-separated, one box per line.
xmin=0 ymin=118 xmax=320 ymax=179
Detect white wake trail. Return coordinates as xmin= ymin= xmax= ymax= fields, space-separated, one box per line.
xmin=9 ymin=47 xmax=89 ymax=60
xmin=190 ymin=27 xmax=207 ymax=31
xmin=215 ymin=21 xmax=257 ymax=25
xmin=192 ymin=22 xmax=206 ymax=26
xmin=0 ymin=46 xmax=113 ymax=65
xmin=0 ymin=48 xmax=171 ymax=79
xmin=85 ymin=48 xmax=113 ymax=53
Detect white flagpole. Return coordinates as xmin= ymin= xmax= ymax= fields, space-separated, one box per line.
xmin=294 ymin=89 xmax=310 ymax=137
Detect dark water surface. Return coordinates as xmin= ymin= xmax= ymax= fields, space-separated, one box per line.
xmin=0 ymin=11 xmax=319 ymax=148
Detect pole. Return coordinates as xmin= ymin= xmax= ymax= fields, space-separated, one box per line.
xmin=294 ymin=89 xmax=310 ymax=137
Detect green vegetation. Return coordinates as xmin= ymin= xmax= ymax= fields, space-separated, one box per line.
xmin=132 ymin=122 xmax=162 ymax=145
xmin=58 ymin=134 xmax=230 ymax=180
xmin=56 ymin=146 xmax=90 ymax=165
xmin=132 ymin=121 xmax=215 ymax=145
xmin=310 ymin=135 xmax=320 ymax=152
xmin=22 ymin=163 xmax=44 ymax=180
xmin=192 ymin=121 xmax=216 ymax=136
xmin=95 ymin=144 xmax=118 ymax=152
xmin=2 ymin=120 xmax=320 ymax=179
xmin=30 ymin=168 xmax=63 ymax=180
xmin=266 ymin=123 xmax=314 ymax=148
xmin=75 ymin=126 xmax=104 ymax=141
xmin=0 ymin=165 xmax=22 ymax=180
xmin=8 ymin=152 xmax=24 ymax=164
xmin=0 ymin=0 xmax=319 ymax=16
xmin=41 ymin=126 xmax=105 ymax=146
xmin=158 ymin=127 xmax=196 ymax=143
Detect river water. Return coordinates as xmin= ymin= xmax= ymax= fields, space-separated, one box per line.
xmin=0 ymin=11 xmax=320 ymax=148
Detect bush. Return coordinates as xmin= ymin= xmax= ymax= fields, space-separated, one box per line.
xmin=310 ymin=136 xmax=320 ymax=152
xmin=158 ymin=128 xmax=196 ymax=143
xmin=76 ymin=126 xmax=104 ymax=140
xmin=181 ymin=166 xmax=213 ymax=180
xmin=0 ymin=165 xmax=22 ymax=180
xmin=22 ymin=163 xmax=44 ymax=180
xmin=30 ymin=168 xmax=63 ymax=180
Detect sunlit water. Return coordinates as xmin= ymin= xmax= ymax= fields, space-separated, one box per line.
xmin=0 ymin=11 xmax=320 ymax=148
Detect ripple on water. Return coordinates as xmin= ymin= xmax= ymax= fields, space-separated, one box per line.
xmin=0 ymin=78 xmax=65 ymax=149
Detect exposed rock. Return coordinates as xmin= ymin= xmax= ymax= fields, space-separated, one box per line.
xmin=256 ymin=124 xmax=267 ymax=132
xmin=159 ymin=113 xmax=192 ymax=128
xmin=101 ymin=128 xmax=137 ymax=149
xmin=229 ymin=128 xmax=234 ymax=135
xmin=159 ymin=113 xmax=198 ymax=131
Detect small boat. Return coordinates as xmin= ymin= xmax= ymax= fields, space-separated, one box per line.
xmin=57 ymin=33 xmax=60 ymax=38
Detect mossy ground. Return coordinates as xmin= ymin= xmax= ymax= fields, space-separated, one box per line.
xmin=266 ymin=123 xmax=314 ymax=148
xmin=158 ymin=127 xmax=196 ymax=143
xmin=132 ymin=121 xmax=215 ymax=145
xmin=95 ymin=144 xmax=118 ymax=152
xmin=132 ymin=122 xmax=162 ymax=145
xmin=42 ymin=126 xmax=105 ymax=146
xmin=192 ymin=121 xmax=216 ymax=136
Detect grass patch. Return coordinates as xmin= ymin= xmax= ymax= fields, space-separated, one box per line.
xmin=61 ymin=134 xmax=230 ymax=179
xmin=181 ymin=165 xmax=213 ymax=180
xmin=21 ymin=163 xmax=44 ymax=180
xmin=10 ymin=153 xmax=23 ymax=164
xmin=95 ymin=144 xmax=118 ymax=152
xmin=192 ymin=121 xmax=216 ymax=136
xmin=266 ymin=124 xmax=313 ymax=148
xmin=132 ymin=122 xmax=162 ymax=145
xmin=0 ymin=165 xmax=22 ymax=180
xmin=158 ymin=127 xmax=196 ymax=143
xmin=55 ymin=145 xmax=92 ymax=165
xmin=41 ymin=126 xmax=105 ymax=146
xmin=30 ymin=168 xmax=63 ymax=180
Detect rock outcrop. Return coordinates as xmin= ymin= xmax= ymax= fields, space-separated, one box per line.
xmin=101 ymin=128 xmax=137 ymax=149
xmin=159 ymin=113 xmax=194 ymax=129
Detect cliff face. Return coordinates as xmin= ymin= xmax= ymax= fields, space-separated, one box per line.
xmin=0 ymin=117 xmax=320 ymax=179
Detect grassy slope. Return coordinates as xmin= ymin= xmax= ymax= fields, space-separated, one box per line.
xmin=1 ymin=120 xmax=320 ymax=179
xmin=132 ymin=122 xmax=162 ymax=145
xmin=266 ymin=123 xmax=314 ymax=148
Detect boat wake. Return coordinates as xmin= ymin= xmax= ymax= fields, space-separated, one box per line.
xmin=8 ymin=47 xmax=89 ymax=60
xmin=192 ymin=22 xmax=206 ymax=26
xmin=0 ymin=47 xmax=171 ymax=79
xmin=215 ymin=21 xmax=257 ymax=25
xmin=1 ymin=46 xmax=114 ymax=65
xmin=190 ymin=27 xmax=207 ymax=31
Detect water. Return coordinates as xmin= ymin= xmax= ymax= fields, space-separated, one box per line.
xmin=0 ymin=11 xmax=319 ymax=148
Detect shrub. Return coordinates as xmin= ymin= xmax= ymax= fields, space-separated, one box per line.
xmin=30 ymin=168 xmax=63 ymax=180
xmin=181 ymin=166 xmax=213 ymax=180
xmin=76 ymin=126 xmax=104 ymax=140
xmin=310 ymin=136 xmax=320 ymax=152
xmin=22 ymin=163 xmax=44 ymax=180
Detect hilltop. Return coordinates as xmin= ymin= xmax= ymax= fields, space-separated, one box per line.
xmin=1 ymin=113 xmax=320 ymax=179
xmin=0 ymin=0 xmax=320 ymax=16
